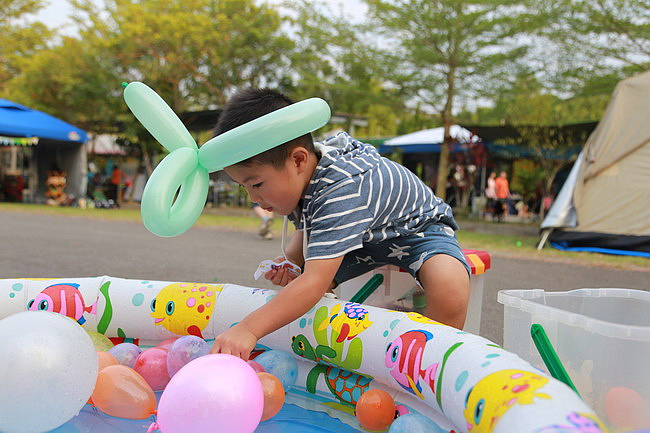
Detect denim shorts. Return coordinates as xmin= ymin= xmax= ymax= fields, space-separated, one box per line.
xmin=333 ymin=222 xmax=470 ymax=284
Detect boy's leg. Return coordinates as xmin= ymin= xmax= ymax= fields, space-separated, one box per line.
xmin=252 ymin=203 xmax=274 ymax=238
xmin=417 ymin=254 xmax=470 ymax=329
xmin=374 ymin=222 xmax=471 ymax=329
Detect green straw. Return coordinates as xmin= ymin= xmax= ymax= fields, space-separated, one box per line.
xmin=530 ymin=323 xmax=581 ymax=397
xmin=350 ymin=274 xmax=384 ymax=304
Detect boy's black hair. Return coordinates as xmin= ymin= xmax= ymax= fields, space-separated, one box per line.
xmin=214 ymin=88 xmax=315 ymax=169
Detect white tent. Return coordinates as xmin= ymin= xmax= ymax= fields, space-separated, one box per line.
xmin=86 ymin=134 xmax=126 ymax=156
xmin=383 ymin=125 xmax=478 ymax=147
xmin=538 ymin=71 xmax=650 ymax=256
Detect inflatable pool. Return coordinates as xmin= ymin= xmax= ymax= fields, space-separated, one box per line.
xmin=0 ymin=276 xmax=607 ymax=433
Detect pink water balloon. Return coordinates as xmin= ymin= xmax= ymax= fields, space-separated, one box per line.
xmin=156 ymin=337 xmax=179 ymax=352
xmin=150 ymin=354 xmax=263 ymax=433
xmin=133 ymin=347 xmax=170 ymax=391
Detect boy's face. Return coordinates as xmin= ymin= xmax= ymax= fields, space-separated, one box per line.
xmin=225 ymin=149 xmax=309 ymax=216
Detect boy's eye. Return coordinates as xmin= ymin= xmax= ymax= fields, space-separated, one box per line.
xmin=252 ymin=182 xmax=263 ymax=188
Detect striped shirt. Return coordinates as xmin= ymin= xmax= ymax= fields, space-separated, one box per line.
xmin=289 ymin=132 xmax=458 ymax=261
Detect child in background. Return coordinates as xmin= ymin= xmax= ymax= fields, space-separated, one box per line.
xmin=210 ymin=88 xmax=470 ymax=359
xmin=252 ymin=202 xmax=274 ymax=240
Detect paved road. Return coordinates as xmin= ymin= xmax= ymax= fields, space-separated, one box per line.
xmin=2 ymin=211 xmax=648 ymax=344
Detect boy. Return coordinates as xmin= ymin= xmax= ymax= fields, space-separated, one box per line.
xmin=211 ymin=88 xmax=470 ymax=360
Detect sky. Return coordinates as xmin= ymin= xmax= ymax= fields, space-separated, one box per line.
xmin=32 ymin=0 xmax=74 ymax=31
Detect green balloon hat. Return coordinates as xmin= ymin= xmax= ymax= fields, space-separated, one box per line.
xmin=123 ymin=81 xmax=331 ymax=237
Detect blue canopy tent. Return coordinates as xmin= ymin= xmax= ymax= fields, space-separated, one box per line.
xmin=378 ymin=125 xmax=478 ymax=155
xmin=0 ymin=99 xmax=87 ymax=143
xmin=0 ymin=99 xmax=88 ymax=201
xmin=376 ymin=125 xmax=484 ymax=196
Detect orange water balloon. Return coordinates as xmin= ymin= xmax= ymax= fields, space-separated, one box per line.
xmin=604 ymin=386 xmax=650 ymax=430
xmin=257 ymin=372 xmax=285 ymax=421
xmin=88 ymin=352 xmax=120 ymax=405
xmin=98 ymin=351 xmax=119 ymax=370
xmin=92 ymin=365 xmax=156 ymax=419
xmin=355 ymin=389 xmax=395 ymax=431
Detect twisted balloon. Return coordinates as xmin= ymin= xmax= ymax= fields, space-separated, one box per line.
xmin=123 ymin=82 xmax=331 ymax=237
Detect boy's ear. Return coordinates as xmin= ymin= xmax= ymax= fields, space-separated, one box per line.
xmin=290 ymin=146 xmax=310 ymax=174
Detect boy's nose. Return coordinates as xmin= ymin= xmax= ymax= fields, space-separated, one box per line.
xmin=248 ymin=190 xmax=261 ymax=203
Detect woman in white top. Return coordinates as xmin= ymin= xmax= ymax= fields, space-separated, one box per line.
xmin=485 ymin=172 xmax=497 ymax=217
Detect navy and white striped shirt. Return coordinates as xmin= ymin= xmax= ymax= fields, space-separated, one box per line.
xmin=289 ymin=132 xmax=458 ymax=261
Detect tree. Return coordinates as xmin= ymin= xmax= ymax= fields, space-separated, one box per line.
xmin=538 ymin=0 xmax=650 ymax=95
xmin=284 ymin=0 xmax=407 ymax=136
xmin=68 ymin=0 xmax=294 ymax=109
xmin=0 ymin=0 xmax=51 ymax=93
xmin=6 ymin=36 xmax=121 ymax=127
xmin=364 ymin=0 xmax=535 ymax=200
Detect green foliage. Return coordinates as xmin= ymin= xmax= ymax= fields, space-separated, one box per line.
xmin=69 ymin=0 xmax=293 ymax=110
xmin=537 ymin=0 xmax=650 ymax=94
xmin=511 ymin=161 xmax=544 ymax=199
xmin=0 ymin=0 xmax=51 ymax=91
xmin=286 ymin=0 xmax=407 ymax=135
xmin=462 ymin=70 xmax=611 ymax=126
xmin=6 ymin=36 xmax=121 ymax=127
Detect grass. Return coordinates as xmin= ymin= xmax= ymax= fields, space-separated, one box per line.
xmin=2 ymin=202 xmax=648 ymax=272
xmin=456 ymin=230 xmax=650 ymax=271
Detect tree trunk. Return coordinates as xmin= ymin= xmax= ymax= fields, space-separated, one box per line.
xmin=141 ymin=141 xmax=153 ymax=176
xmin=540 ymin=164 xmax=561 ymax=220
xmin=435 ymin=69 xmax=456 ymax=201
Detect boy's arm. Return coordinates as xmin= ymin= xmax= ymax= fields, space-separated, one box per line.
xmin=282 ymin=229 xmax=305 ymax=267
xmin=211 ymin=255 xmax=343 ymax=359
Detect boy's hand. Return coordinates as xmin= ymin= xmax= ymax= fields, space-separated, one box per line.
xmin=265 ymin=256 xmax=300 ymax=287
xmin=210 ymin=323 xmax=258 ymax=360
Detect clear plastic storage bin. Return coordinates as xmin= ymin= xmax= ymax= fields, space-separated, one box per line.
xmin=498 ymin=288 xmax=650 ymax=431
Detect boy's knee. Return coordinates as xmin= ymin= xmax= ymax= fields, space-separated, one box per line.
xmin=418 ymin=254 xmax=470 ymax=328
xmin=419 ymin=254 xmax=470 ymax=288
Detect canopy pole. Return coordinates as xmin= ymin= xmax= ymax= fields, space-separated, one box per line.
xmin=537 ymin=228 xmax=553 ymax=251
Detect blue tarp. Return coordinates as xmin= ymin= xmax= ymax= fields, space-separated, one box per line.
xmin=487 ymin=142 xmax=581 ymax=160
xmin=550 ymin=242 xmax=650 ymax=258
xmin=0 ymin=99 xmax=87 ymax=143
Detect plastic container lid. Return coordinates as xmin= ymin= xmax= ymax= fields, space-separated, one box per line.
xmin=498 ymin=288 xmax=650 ymax=341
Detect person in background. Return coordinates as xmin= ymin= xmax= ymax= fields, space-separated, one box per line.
xmin=130 ymin=166 xmax=147 ymax=203
xmin=109 ymin=165 xmax=123 ymax=204
xmin=252 ymin=202 xmax=274 ymax=240
xmin=485 ymin=171 xmax=497 ymax=217
xmin=494 ymin=171 xmax=511 ymax=222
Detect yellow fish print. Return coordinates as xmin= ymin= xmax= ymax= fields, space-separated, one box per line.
xmin=464 ymin=369 xmax=551 ymax=433
xmin=150 ymin=282 xmax=222 ymax=338
xmin=405 ymin=312 xmax=444 ymax=325
xmin=318 ymin=302 xmax=373 ymax=342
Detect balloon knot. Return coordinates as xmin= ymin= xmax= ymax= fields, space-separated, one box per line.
xmin=147 ymin=422 xmax=159 ymax=433
xmin=121 ymin=82 xmax=129 ymax=88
